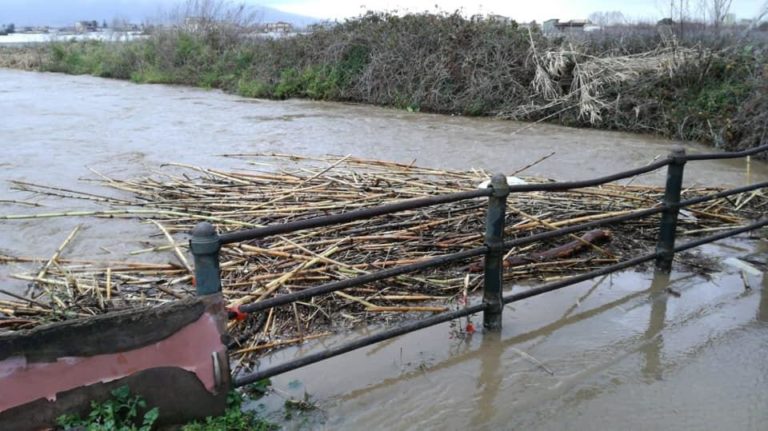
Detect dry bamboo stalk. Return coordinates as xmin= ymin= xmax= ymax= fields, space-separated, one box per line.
xmin=366 ymin=306 xmax=448 ymax=313
xmin=335 ymin=290 xmax=378 ymax=308
xmin=37 ymin=224 xmax=82 ymax=280
xmin=149 ymin=220 xmax=193 ymax=274
xmin=0 ymin=199 xmax=43 ymax=207
xmin=509 ymin=205 xmax=615 ymax=259
xmin=233 ymin=331 xmax=331 ymax=354
xmin=4 ymin=153 xmax=765 ymax=364
xmin=105 ymin=268 xmax=112 ymax=301
xmin=0 ymin=209 xmax=257 ymax=226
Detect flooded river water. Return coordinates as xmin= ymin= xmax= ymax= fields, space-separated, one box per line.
xmin=1 ymin=69 xmax=767 ymax=430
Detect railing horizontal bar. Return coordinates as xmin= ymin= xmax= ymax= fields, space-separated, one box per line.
xmin=231 ymin=222 xmax=766 ymax=386
xmin=234 ymin=182 xmax=766 ymax=316
xmin=503 ymin=206 xmax=663 ymax=250
xmin=219 ymin=189 xmax=492 ymax=244
xmin=503 ymin=218 xmax=768 ymax=304
xmin=671 ymin=218 xmax=768 ymax=252
xmin=685 ymin=144 xmax=768 ymax=161
xmin=501 ymin=181 xmax=767 ymax=252
xmin=235 ymin=206 xmax=660 ymax=315
xmin=238 ymin=247 xmax=488 ymax=314
xmin=677 ymin=181 xmax=768 ymax=208
xmin=503 ymin=158 xmax=671 ymax=193
xmin=221 ymin=159 xmax=673 ymax=244
xmin=233 ymin=302 xmax=487 ymax=387
xmin=218 ymin=146 xmax=765 ymax=245
xmin=503 ymin=253 xmax=659 ymax=304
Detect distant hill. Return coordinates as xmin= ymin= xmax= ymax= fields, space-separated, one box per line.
xmin=0 ymin=0 xmax=319 ymax=27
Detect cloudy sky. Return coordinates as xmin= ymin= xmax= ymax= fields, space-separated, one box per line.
xmin=1 ymin=0 xmax=764 ymax=25
xmin=263 ymin=0 xmax=763 ymax=21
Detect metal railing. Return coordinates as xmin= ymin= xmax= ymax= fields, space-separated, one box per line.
xmin=187 ymin=144 xmax=768 ymax=387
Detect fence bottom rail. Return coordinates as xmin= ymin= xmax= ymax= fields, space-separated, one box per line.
xmin=232 ymin=219 xmax=767 ymax=386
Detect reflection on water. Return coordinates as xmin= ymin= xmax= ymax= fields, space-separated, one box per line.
xmin=257 ymin=258 xmax=768 ymax=430
xmin=470 ymin=331 xmax=502 ymax=430
xmin=641 ymin=272 xmax=669 ymax=382
xmin=759 ymin=271 xmax=768 ymax=323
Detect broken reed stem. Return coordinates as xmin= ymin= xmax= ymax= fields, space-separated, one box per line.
xmin=149 ymin=219 xmax=193 ymax=274
xmin=37 ymin=224 xmax=82 ymax=280
xmin=4 ymin=153 xmax=766 ymax=366
xmin=233 ymin=331 xmax=332 ymax=355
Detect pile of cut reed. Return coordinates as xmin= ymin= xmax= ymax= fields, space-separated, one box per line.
xmin=1 ymin=154 xmax=765 ymax=367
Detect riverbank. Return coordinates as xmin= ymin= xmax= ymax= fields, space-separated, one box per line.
xmin=1 ymin=12 xmax=766 ymax=158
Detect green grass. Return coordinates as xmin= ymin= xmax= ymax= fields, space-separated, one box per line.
xmin=57 ymin=386 xmax=159 ymax=431
xmin=181 ymin=391 xmax=277 ymax=431
xmin=56 ymin=386 xmax=277 ymax=431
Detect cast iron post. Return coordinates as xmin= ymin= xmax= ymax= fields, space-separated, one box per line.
xmin=655 ymin=147 xmax=687 ymax=272
xmin=190 ymin=222 xmax=222 ymax=296
xmin=483 ymin=174 xmax=510 ymax=331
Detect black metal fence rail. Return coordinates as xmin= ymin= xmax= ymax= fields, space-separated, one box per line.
xmin=186 ymin=143 xmax=768 ymax=386
xmin=233 ymin=217 xmax=768 ymax=386
xmin=233 ymin=178 xmax=768 ymax=315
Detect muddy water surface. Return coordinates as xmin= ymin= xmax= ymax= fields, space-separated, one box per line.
xmin=1 ymin=69 xmax=767 ymax=430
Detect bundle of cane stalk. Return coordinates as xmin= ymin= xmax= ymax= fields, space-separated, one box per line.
xmin=1 ymin=154 xmax=765 ymax=365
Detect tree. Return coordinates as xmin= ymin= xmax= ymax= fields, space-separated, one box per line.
xmin=706 ymin=0 xmax=733 ymax=29
xmin=756 ymin=0 xmax=768 ymax=23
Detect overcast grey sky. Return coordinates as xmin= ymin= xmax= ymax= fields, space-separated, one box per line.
xmin=262 ymin=0 xmax=763 ymax=21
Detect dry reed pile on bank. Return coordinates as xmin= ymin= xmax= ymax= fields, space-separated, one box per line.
xmin=519 ymin=46 xmax=699 ymax=123
xmin=1 ymin=154 xmax=766 ymax=366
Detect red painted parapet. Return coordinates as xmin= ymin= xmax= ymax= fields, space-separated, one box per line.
xmin=0 ymin=295 xmax=230 ymax=430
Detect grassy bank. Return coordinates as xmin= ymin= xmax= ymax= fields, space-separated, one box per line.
xmin=2 ymin=12 xmax=766 ymax=156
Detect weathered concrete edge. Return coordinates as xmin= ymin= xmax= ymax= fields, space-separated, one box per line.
xmin=0 ymin=296 xmax=206 ymax=362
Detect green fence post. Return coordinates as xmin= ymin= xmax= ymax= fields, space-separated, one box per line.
xmin=190 ymin=222 xmax=222 ymax=296
xmin=483 ymin=174 xmax=510 ymax=331
xmin=655 ymin=147 xmax=687 ymax=272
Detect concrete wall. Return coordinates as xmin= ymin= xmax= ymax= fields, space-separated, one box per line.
xmin=0 ymin=295 xmax=230 ymax=429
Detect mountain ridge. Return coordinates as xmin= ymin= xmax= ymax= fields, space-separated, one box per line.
xmin=0 ymin=0 xmax=319 ymax=27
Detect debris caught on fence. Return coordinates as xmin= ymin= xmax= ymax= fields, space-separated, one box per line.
xmin=0 ymin=154 xmax=766 ymax=367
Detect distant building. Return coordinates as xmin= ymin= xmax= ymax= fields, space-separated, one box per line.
xmin=543 ymin=19 xmax=588 ymax=34
xmin=486 ymin=14 xmax=513 ymax=24
xmin=74 ymin=20 xmax=98 ymax=33
xmin=723 ymin=13 xmax=736 ymax=26
xmin=263 ymin=22 xmax=293 ymax=33
xmin=543 ymin=19 xmax=559 ymax=34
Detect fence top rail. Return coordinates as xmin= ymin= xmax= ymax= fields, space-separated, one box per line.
xmin=219 ymin=188 xmax=491 ymax=244
xmin=218 ymin=158 xmax=671 ymax=244
xmin=228 ymin=179 xmax=768 ymax=316
xmin=685 ymin=143 xmax=768 ymax=161
xmin=218 ymin=144 xmax=768 ymax=244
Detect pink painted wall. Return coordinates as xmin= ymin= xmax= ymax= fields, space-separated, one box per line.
xmin=0 ymin=312 xmax=226 ymax=412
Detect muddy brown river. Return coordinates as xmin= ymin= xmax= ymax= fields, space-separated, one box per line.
xmin=1 ymin=69 xmax=767 ymax=430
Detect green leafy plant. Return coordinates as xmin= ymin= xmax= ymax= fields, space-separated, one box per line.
xmin=57 ymin=386 xmax=159 ymax=431
xmin=181 ymin=390 xmax=276 ymax=431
